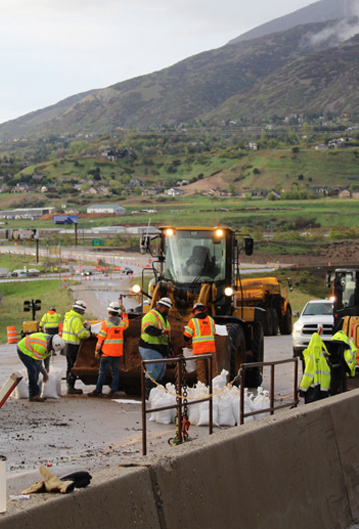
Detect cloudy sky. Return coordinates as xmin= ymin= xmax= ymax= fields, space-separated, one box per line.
xmin=0 ymin=0 xmax=316 ymax=125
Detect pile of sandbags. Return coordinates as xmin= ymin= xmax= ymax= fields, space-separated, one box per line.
xmin=148 ymin=369 xmax=270 ymax=427
xmin=11 ymin=366 xmax=63 ymax=400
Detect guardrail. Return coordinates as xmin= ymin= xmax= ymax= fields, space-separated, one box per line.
xmin=239 ymin=357 xmax=299 ymax=424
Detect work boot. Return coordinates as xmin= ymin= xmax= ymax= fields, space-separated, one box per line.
xmin=87 ymin=390 xmax=102 ymax=397
xmin=107 ymin=390 xmax=120 ymax=398
xmin=67 ymin=387 xmax=83 ymax=395
xmin=29 ymin=396 xmax=46 ymax=402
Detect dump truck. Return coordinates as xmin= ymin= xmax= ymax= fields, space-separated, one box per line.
xmin=73 ymin=226 xmax=265 ymax=394
xmin=235 ymin=277 xmax=292 ymax=336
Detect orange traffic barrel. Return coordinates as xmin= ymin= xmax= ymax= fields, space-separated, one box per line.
xmin=58 ymin=323 xmax=63 ymax=337
xmin=7 ymin=326 xmax=17 ymax=344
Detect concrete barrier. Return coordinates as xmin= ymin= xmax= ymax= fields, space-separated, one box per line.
xmin=2 ymin=390 xmax=359 ymax=529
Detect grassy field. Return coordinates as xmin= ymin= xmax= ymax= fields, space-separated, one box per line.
xmin=0 ymin=280 xmax=74 ymax=344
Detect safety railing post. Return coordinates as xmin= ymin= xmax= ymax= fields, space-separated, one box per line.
xmin=141 ymin=365 xmax=147 ymax=456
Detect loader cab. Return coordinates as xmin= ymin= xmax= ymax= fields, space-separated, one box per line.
xmin=151 ymin=226 xmax=253 ymax=315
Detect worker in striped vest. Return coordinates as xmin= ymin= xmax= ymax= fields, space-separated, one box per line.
xmin=17 ymin=332 xmax=65 ymax=402
xmin=139 ymin=297 xmax=172 ymax=399
xmin=88 ymin=301 xmax=129 ymax=398
xmin=39 ymin=307 xmax=62 ymax=335
xmin=183 ymin=302 xmax=219 ymax=385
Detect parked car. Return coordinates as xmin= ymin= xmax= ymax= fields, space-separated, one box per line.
xmin=9 ymin=270 xmax=28 ymax=278
xmin=27 ymin=268 xmax=40 ymax=277
xmin=292 ymin=299 xmax=334 ymax=357
xmin=81 ymin=270 xmax=93 ymax=276
xmin=122 ymin=267 xmax=133 ymax=276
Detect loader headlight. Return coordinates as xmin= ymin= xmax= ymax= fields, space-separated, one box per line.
xmin=225 ymin=287 xmax=234 ymax=297
xmin=132 ymin=284 xmax=141 ymax=294
xmin=165 ymin=228 xmax=175 ymax=237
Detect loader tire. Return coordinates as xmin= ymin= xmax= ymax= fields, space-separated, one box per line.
xmin=244 ymin=322 xmax=263 ymax=388
xmin=271 ymin=308 xmax=279 ymax=336
xmin=263 ymin=308 xmax=272 ymax=336
xmin=279 ymin=304 xmax=292 ymax=335
xmin=227 ymin=323 xmax=246 ymax=381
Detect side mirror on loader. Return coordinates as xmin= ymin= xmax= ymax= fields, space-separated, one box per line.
xmin=140 ymin=235 xmax=150 ymax=255
xmin=244 ymin=237 xmax=254 ymax=256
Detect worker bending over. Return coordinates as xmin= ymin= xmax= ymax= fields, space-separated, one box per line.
xmin=62 ymin=300 xmax=91 ymax=395
xmin=88 ymin=301 xmax=129 ymax=398
xmin=139 ymin=297 xmax=172 ymax=399
xmin=183 ymin=302 xmax=219 ymax=385
xmin=17 ymin=333 xmax=65 ymax=402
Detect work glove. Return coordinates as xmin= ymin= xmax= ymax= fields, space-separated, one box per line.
xmin=22 ymin=465 xmax=75 ymax=495
xmin=95 ymin=349 xmax=102 ymax=359
xmin=39 ymin=465 xmax=75 ymax=493
xmin=60 ymin=471 xmax=92 ymax=488
xmin=120 ymin=305 xmax=126 ymax=313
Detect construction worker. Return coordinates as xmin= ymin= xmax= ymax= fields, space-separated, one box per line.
xmin=17 ymin=333 xmax=65 ymax=402
xmin=299 ymin=332 xmax=331 ymax=404
xmin=88 ymin=301 xmax=129 ymax=398
xmin=183 ymin=302 xmax=219 ymax=385
xmin=62 ymin=300 xmax=91 ymax=395
xmin=139 ymin=297 xmax=172 ymax=399
xmin=39 ymin=307 xmax=62 ymax=335
xmin=328 ymin=330 xmax=357 ymax=394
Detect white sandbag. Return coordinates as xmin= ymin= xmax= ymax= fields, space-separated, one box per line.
xmin=149 ymin=384 xmax=165 ymax=422
xmin=230 ymin=386 xmax=255 ymax=424
xmin=11 ymin=370 xmax=29 ymax=400
xmin=182 ymin=347 xmax=196 ymax=373
xmin=212 ymin=369 xmax=229 ymax=389
xmin=154 ymin=384 xmax=177 ymax=424
xmin=217 ymin=387 xmax=236 ymax=427
xmin=186 ymin=383 xmax=209 ymax=425
xmin=41 ymin=370 xmax=61 ymax=399
xmin=253 ymin=387 xmax=270 ymax=418
xmin=197 ymin=398 xmax=220 ymax=427
xmin=90 ymin=321 xmax=102 ymax=335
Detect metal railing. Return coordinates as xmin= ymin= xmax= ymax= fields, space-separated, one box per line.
xmin=239 ymin=357 xmax=299 ymax=424
xmin=141 ymin=354 xmax=213 ymax=456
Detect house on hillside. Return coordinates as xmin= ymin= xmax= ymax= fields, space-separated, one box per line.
xmin=142 ymin=186 xmax=162 ymax=196
xmin=129 ymin=178 xmax=145 ymax=188
xmin=163 ymin=187 xmax=185 ymax=197
xmin=84 ymin=186 xmax=110 ymax=196
xmin=311 ymin=186 xmax=328 ymax=196
xmin=87 ymin=204 xmax=126 ymax=214
xmin=339 ymin=188 xmax=351 ymax=199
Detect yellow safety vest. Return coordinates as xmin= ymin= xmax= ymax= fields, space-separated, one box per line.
xmin=141 ymin=309 xmax=170 ymax=347
xmin=300 ymin=333 xmax=331 ymax=392
xmin=331 ymin=330 xmax=357 ymax=377
xmin=18 ymin=332 xmax=50 ymax=361
xmin=62 ymin=310 xmax=90 ymax=345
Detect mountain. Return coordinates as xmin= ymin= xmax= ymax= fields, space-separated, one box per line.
xmin=1 ymin=0 xmax=359 ymax=139
xmin=229 ymin=0 xmax=357 ymax=43
xmin=205 ymin=32 xmax=359 ymax=122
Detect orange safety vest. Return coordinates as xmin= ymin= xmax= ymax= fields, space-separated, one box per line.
xmin=184 ymin=315 xmax=216 ymax=355
xmin=96 ymin=315 xmax=129 ymax=357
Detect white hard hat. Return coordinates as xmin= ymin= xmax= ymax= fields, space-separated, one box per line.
xmin=157 ymin=297 xmax=172 ymax=309
xmin=52 ymin=334 xmax=65 ymax=352
xmin=193 ymin=302 xmax=205 ymax=312
xmin=107 ymin=301 xmax=121 ymax=314
xmin=73 ymin=300 xmax=87 ymax=312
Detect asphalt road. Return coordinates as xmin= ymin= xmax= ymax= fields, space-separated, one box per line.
xmin=0 ymin=332 xmax=297 ymax=498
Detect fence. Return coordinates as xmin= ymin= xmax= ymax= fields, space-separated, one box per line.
xmin=141 ymin=354 xmax=214 ymax=455
xmin=239 ymin=357 xmax=299 ymax=424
